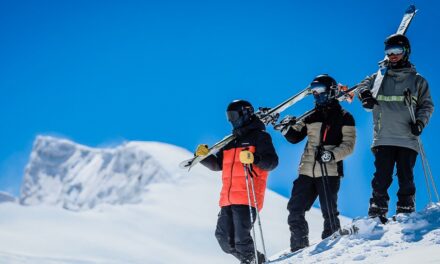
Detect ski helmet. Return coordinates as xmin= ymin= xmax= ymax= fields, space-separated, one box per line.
xmin=310 ymin=74 xmax=338 ymax=107
xmin=226 ymin=100 xmax=254 ymax=129
xmin=384 ymin=34 xmax=411 ymax=61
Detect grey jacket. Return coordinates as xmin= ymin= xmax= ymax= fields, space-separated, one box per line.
xmin=358 ymin=65 xmax=434 ymax=152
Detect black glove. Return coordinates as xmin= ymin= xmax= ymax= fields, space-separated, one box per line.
xmin=359 ymin=89 xmax=378 ymax=110
xmin=410 ymin=120 xmax=424 ymax=136
xmin=258 ymin=107 xmax=280 ymax=125
xmin=274 ymin=115 xmax=297 ymax=132
xmin=316 ymin=147 xmax=334 ymax=163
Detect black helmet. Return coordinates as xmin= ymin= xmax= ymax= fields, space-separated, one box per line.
xmin=385 ymin=34 xmax=411 ymax=62
xmin=226 ymin=100 xmax=254 ymax=129
xmin=310 ymin=74 xmax=338 ymax=107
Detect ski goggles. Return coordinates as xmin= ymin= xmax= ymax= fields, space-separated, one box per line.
xmin=310 ymin=83 xmax=327 ymax=95
xmin=314 ymin=92 xmax=330 ymax=105
xmin=385 ymin=45 xmax=405 ymax=56
xmin=226 ymin=111 xmax=241 ymax=122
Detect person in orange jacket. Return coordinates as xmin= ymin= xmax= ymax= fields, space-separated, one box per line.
xmin=195 ymin=100 xmax=278 ymax=264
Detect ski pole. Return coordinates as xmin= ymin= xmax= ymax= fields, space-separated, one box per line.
xmin=318 ymin=160 xmax=337 ymax=234
xmin=322 ymin=162 xmax=337 ymax=222
xmin=404 ymin=90 xmax=439 ymax=202
xmin=419 ymin=140 xmax=439 ymax=201
xmin=243 ymin=163 xmax=259 ymax=263
xmin=246 ymin=165 xmax=268 ymax=259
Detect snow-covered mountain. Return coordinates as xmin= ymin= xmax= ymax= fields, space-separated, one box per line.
xmin=20 ymin=136 xmax=174 ymax=210
xmin=0 ymin=191 xmax=16 ymax=203
xmin=0 ymin=136 xmax=336 ymax=263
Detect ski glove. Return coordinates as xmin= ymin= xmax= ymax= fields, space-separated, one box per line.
xmin=258 ymin=107 xmax=280 ymax=125
xmin=275 ymin=115 xmax=297 ymax=135
xmin=410 ymin=120 xmax=424 ymax=136
xmin=239 ymin=150 xmax=254 ymax=164
xmin=359 ymin=89 xmax=378 ymax=110
xmin=319 ymin=150 xmax=334 ymax=163
xmin=195 ymin=144 xmax=209 ymax=157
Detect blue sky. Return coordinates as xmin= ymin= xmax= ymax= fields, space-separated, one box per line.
xmin=0 ymin=0 xmax=439 ymax=218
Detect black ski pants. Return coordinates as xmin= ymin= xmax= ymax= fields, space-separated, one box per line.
xmin=369 ymin=145 xmax=418 ymax=214
xmin=215 ymin=205 xmax=256 ymax=262
xmin=287 ymin=174 xmax=341 ymax=250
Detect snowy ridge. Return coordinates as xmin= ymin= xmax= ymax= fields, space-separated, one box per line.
xmin=271 ymin=203 xmax=440 ymax=264
xmin=20 ymin=136 xmax=174 ymax=210
xmin=0 ymin=191 xmax=16 ymax=203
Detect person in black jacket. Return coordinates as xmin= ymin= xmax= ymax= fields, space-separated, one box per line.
xmin=279 ymin=75 xmax=356 ymax=252
xmin=194 ymin=100 xmax=278 ymax=264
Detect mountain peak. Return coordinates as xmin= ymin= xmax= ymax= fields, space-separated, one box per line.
xmin=20 ymin=136 xmax=175 ymax=210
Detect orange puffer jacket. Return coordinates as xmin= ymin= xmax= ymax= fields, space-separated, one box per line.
xmin=220 ymin=146 xmax=269 ymax=211
xmin=200 ymin=118 xmax=278 ymax=211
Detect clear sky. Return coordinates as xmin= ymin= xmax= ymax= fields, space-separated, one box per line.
xmin=1 ymin=0 xmax=439 ymax=218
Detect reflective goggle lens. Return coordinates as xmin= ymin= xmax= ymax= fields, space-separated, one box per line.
xmin=310 ymin=83 xmax=327 ymax=95
xmin=226 ymin=111 xmax=241 ymax=122
xmin=385 ymin=45 xmax=405 ymax=56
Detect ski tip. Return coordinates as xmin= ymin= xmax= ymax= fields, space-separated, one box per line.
xmin=406 ymin=4 xmax=416 ymax=14
xmin=179 ymin=159 xmax=193 ymax=170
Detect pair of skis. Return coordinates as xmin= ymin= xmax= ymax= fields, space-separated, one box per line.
xmin=179 ymin=4 xmax=418 ymax=171
xmin=179 ymin=87 xmax=313 ymax=170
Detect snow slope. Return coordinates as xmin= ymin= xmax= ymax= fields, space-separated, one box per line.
xmin=270 ymin=203 xmax=440 ymax=264
xmin=0 ymin=136 xmax=339 ymax=264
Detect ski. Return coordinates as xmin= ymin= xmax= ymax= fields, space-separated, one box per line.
xmin=256 ymin=86 xmax=312 ymax=125
xmin=273 ymin=85 xmax=358 ymax=131
xmin=179 ymin=86 xmax=312 ymax=170
xmin=371 ymin=5 xmax=417 ymax=98
xmin=273 ymin=110 xmax=314 ymax=131
xmin=179 ymin=134 xmax=235 ymax=170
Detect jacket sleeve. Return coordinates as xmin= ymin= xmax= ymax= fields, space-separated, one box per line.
xmin=415 ymin=75 xmax=434 ymax=127
xmin=331 ymin=113 xmax=356 ymax=162
xmin=357 ymin=73 xmax=377 ymax=97
xmin=254 ymin=132 xmax=278 ymax=171
xmin=283 ymin=120 xmax=307 ymax=144
xmin=200 ymin=150 xmax=223 ymax=171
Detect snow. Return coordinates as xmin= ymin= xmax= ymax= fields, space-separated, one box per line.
xmin=0 ymin=191 xmax=16 ymax=203
xmin=0 ymin=136 xmax=337 ymax=263
xmin=270 ymin=203 xmax=440 ymax=264
xmin=20 ymin=136 xmax=173 ymax=210
xmin=2 ymin=136 xmax=439 ymax=263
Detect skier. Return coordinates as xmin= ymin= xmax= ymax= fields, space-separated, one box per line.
xmin=357 ymin=34 xmax=434 ymax=218
xmin=194 ymin=100 xmax=278 ymax=264
xmin=279 ymin=74 xmax=356 ymax=252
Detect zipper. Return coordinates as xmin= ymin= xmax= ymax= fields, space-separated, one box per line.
xmin=228 ymin=139 xmax=237 ymax=204
xmin=314 ymin=123 xmax=330 ymax=178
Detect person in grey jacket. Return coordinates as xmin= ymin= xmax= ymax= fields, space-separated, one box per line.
xmin=357 ymin=34 xmax=434 ymax=218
